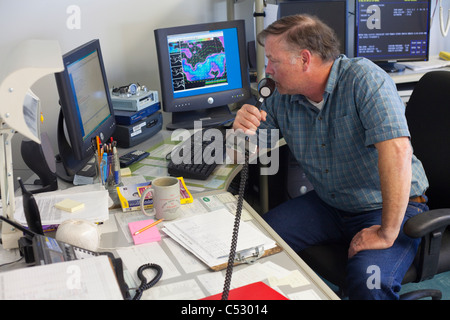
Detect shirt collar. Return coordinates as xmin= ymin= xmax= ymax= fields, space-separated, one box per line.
xmin=325 ymin=54 xmax=346 ymax=94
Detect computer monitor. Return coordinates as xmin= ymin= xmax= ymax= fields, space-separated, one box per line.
xmin=54 ymin=39 xmax=116 ymax=181
xmin=355 ymin=0 xmax=431 ymax=72
xmin=277 ymin=0 xmax=348 ymax=55
xmin=154 ymin=20 xmax=251 ymax=130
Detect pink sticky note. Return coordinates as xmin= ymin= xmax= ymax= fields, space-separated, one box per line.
xmin=128 ymin=219 xmax=161 ymax=245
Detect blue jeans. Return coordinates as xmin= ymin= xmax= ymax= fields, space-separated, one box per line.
xmin=263 ymin=191 xmax=428 ymax=300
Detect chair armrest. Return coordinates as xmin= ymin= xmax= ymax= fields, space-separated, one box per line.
xmin=403 ymin=208 xmax=450 ymax=238
xmin=403 ymin=208 xmax=450 ymax=282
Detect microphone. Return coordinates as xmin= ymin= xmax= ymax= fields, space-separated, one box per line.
xmin=255 ymin=78 xmax=276 ymax=110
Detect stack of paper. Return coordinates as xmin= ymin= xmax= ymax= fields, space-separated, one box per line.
xmin=162 ymin=208 xmax=277 ymax=269
xmin=0 ymin=256 xmax=123 ymax=299
xmin=403 ymin=56 xmax=450 ymax=71
xmin=13 ymin=184 xmax=109 ymax=225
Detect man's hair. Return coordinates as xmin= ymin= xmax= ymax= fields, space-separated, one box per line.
xmin=257 ymin=14 xmax=341 ymax=62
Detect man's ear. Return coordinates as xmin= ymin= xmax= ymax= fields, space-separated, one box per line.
xmin=299 ymin=49 xmax=312 ymax=71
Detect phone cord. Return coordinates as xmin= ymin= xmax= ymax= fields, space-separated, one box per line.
xmin=132 ymin=263 xmax=163 ymax=300
xmin=221 ymin=143 xmax=249 ymax=300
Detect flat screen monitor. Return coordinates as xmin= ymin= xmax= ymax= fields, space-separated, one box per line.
xmin=278 ymin=0 xmax=348 ymax=55
xmin=54 ymin=39 xmax=116 ymax=181
xmin=355 ymin=0 xmax=431 ymax=72
xmin=154 ymin=20 xmax=251 ymax=130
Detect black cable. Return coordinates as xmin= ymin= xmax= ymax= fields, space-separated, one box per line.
xmin=0 ymin=256 xmax=24 ymax=268
xmin=222 ymin=138 xmax=250 ymax=300
xmin=132 ymin=263 xmax=163 ymax=300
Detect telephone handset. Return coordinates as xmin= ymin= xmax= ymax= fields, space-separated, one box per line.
xmin=221 ymin=78 xmax=276 ymax=300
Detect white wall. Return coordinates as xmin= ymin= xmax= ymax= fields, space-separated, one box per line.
xmin=429 ymin=0 xmax=450 ymax=54
xmin=1 ymin=0 xmax=449 ymax=183
xmin=0 ymin=0 xmax=230 ymax=182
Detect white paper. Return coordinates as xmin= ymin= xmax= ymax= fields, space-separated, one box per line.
xmin=116 ymin=242 xmax=180 ymax=283
xmin=141 ymin=279 xmax=204 ymax=300
xmin=0 ymin=256 xmax=123 ymax=300
xmin=14 ymin=187 xmax=109 ymax=225
xmin=162 ymin=208 xmax=276 ymax=268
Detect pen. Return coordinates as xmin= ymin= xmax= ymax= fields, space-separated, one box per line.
xmin=113 ymin=146 xmax=120 ymax=184
xmin=102 ymin=151 xmax=107 ymax=183
xmin=134 ymin=219 xmax=164 ymax=236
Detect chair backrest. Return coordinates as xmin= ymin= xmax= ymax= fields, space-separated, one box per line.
xmin=405 ymin=71 xmax=450 ymax=209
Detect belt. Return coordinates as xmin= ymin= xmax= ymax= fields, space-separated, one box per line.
xmin=410 ymin=195 xmax=427 ymax=203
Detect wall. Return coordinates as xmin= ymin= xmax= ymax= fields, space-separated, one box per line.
xmin=0 ymin=0 xmax=228 ymax=183
xmin=1 ymin=0 xmax=449 ymax=184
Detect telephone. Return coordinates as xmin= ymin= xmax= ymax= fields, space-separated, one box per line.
xmin=1 ymin=179 xmax=161 ymax=300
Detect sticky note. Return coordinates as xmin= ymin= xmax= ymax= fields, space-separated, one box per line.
xmin=128 ymin=219 xmax=161 ymax=245
xmin=54 ymin=198 xmax=85 ymax=213
xmin=120 ymin=167 xmax=132 ymax=177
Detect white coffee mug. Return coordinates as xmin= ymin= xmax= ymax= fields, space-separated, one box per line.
xmin=140 ymin=176 xmax=181 ymax=220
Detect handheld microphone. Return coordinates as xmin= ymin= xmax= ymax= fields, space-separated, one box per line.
xmin=255 ymin=78 xmax=276 ymax=110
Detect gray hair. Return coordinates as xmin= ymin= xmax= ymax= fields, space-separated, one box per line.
xmin=257 ymin=14 xmax=341 ymax=62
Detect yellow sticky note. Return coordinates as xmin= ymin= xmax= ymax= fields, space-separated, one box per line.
xmin=120 ymin=167 xmax=132 ymax=177
xmin=54 ymin=199 xmax=85 ymax=213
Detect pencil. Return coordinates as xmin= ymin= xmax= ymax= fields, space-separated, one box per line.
xmin=133 ymin=219 xmax=164 ymax=235
xmin=96 ymin=136 xmax=101 ymax=157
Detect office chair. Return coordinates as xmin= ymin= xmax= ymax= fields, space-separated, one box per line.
xmin=299 ymin=71 xmax=450 ymax=300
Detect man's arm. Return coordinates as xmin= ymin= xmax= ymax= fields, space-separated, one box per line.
xmin=348 ymin=136 xmax=412 ymax=258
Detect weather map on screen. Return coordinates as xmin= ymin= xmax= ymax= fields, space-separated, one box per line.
xmin=168 ymin=31 xmax=228 ymax=94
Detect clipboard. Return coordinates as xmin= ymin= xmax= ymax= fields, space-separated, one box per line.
xmin=210 ymin=244 xmax=283 ymax=271
xmin=162 ymin=208 xmax=282 ymax=271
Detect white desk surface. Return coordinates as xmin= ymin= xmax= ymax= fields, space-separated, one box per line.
xmin=0 ymin=129 xmax=339 ymax=300
xmin=100 ymin=190 xmax=340 ymax=300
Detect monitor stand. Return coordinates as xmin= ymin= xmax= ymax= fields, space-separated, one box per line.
xmin=377 ymin=62 xmax=406 ymax=73
xmin=166 ymin=105 xmax=235 ymax=130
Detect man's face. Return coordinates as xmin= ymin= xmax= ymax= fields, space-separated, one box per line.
xmin=264 ymin=35 xmax=304 ymax=95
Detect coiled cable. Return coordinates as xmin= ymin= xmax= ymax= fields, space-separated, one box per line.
xmin=132 ymin=263 xmax=163 ymax=300
xmin=222 ymin=140 xmax=249 ymax=300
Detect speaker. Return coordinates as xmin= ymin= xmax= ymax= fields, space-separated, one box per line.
xmin=21 ymin=132 xmax=58 ymax=194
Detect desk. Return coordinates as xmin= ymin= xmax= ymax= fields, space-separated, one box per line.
xmin=390 ymin=66 xmax=450 ymax=84
xmin=101 ymin=189 xmax=339 ymax=300
xmin=110 ymin=132 xmax=338 ymax=299
xmin=0 ymin=130 xmax=339 ymax=301
xmin=0 ymin=131 xmax=339 ymax=300
xmin=0 ymin=189 xmax=339 ymax=301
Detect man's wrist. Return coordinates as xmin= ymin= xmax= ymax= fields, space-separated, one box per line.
xmin=378 ymin=225 xmax=399 ymax=246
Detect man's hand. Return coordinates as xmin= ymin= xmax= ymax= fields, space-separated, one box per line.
xmin=348 ymin=225 xmax=397 ymax=258
xmin=233 ymin=104 xmax=267 ymax=134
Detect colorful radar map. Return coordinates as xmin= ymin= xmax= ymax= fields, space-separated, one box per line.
xmin=169 ymin=32 xmax=228 ymax=92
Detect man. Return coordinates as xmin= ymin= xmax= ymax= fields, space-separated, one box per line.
xmin=233 ymin=14 xmax=429 ymax=299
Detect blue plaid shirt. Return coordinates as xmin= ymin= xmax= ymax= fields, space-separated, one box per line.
xmin=259 ymin=55 xmax=428 ymax=212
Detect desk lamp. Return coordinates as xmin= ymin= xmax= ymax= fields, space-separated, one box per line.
xmin=0 ymin=40 xmax=63 ymax=249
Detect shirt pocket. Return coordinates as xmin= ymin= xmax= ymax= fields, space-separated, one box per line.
xmin=330 ymin=114 xmax=366 ymax=161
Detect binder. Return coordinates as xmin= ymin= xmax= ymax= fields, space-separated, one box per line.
xmin=201 ymin=281 xmax=288 ymax=300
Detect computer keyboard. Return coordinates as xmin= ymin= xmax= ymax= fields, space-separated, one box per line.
xmin=167 ymin=127 xmax=226 ymax=180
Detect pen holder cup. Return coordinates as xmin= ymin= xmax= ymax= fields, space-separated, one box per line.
xmin=140 ymin=176 xmax=181 ymax=220
xmin=97 ymin=155 xmax=120 ymax=189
